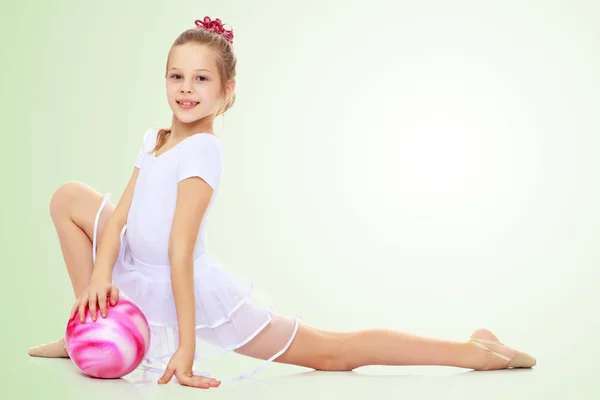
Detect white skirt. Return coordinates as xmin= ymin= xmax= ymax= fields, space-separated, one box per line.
xmin=93 ymin=193 xmax=300 ymax=382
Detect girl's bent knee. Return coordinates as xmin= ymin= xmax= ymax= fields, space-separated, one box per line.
xmin=50 ymin=181 xmax=87 ymax=219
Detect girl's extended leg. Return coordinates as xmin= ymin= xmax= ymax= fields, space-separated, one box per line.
xmin=28 ymin=181 xmax=114 ymax=358
xmin=237 ymin=316 xmax=536 ymax=372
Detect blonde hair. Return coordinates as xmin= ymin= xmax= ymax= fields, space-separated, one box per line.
xmin=152 ymin=24 xmax=237 ymax=153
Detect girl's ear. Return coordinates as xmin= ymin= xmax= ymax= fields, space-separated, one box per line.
xmin=225 ymin=78 xmax=236 ymax=99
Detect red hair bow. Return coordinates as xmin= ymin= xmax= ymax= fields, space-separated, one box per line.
xmin=195 ymin=17 xmax=234 ymax=43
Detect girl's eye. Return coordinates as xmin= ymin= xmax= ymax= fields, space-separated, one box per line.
xmin=169 ymin=75 xmax=207 ymax=81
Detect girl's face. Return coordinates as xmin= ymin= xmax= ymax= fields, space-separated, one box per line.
xmin=165 ymin=43 xmax=227 ymax=124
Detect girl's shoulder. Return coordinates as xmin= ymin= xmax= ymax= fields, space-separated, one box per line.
xmin=182 ymin=133 xmax=223 ymax=155
xmin=176 ymin=133 xmax=223 ymax=188
xmin=142 ymin=127 xmax=161 ymax=147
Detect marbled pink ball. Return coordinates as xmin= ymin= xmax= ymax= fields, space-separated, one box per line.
xmin=65 ymin=298 xmax=151 ymax=379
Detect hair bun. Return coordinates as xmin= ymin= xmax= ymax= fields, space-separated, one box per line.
xmin=194 ymin=16 xmax=234 ymax=44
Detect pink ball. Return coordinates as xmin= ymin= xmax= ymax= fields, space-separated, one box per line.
xmin=65 ymin=298 xmax=151 ymax=379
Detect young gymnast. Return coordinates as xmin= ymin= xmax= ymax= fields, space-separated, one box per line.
xmin=28 ymin=16 xmax=536 ymax=389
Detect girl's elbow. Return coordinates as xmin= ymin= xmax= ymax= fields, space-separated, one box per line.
xmin=168 ymin=247 xmax=194 ymax=267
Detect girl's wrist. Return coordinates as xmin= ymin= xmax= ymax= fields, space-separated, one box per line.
xmin=178 ymin=329 xmax=196 ymax=351
xmin=178 ymin=341 xmax=195 ymax=353
xmin=91 ymin=268 xmax=112 ymax=282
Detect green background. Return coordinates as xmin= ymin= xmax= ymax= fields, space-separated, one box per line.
xmin=2 ymin=0 xmax=598 ymax=398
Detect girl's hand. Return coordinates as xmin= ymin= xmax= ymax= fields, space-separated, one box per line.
xmin=158 ymin=347 xmax=221 ymax=389
xmin=70 ymin=279 xmax=119 ymax=322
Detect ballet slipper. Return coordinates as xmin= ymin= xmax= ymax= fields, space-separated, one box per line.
xmin=469 ymin=329 xmax=536 ymax=370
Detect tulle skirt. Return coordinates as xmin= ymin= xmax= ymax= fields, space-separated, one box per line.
xmin=93 ymin=193 xmax=300 ymax=381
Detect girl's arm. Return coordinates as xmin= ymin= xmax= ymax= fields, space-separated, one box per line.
xmin=92 ymin=168 xmax=140 ymax=282
xmin=72 ymin=167 xmax=141 ymax=321
xmin=168 ymin=176 xmax=214 ymax=352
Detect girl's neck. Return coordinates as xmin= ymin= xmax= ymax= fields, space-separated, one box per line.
xmin=170 ymin=115 xmax=215 ymax=139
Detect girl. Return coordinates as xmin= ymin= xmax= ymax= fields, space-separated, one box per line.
xmin=28 ymin=16 xmax=536 ymax=389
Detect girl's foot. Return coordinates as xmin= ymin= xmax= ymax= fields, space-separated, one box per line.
xmin=28 ymin=338 xmax=69 ymax=358
xmin=469 ymin=328 xmax=536 ymax=370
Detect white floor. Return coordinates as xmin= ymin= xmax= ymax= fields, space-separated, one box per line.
xmin=14 ymin=341 xmax=597 ymax=400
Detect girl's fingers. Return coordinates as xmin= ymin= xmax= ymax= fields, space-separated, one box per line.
xmin=78 ymin=294 xmax=89 ymax=322
xmin=174 ymin=371 xmax=220 ymax=389
xmin=158 ymin=366 xmax=175 ymax=384
xmin=206 ymin=378 xmax=221 ymax=387
xmin=89 ymin=292 xmax=98 ymax=321
xmin=70 ymin=299 xmax=79 ymax=319
xmin=109 ymin=286 xmax=119 ymax=306
xmin=176 ymin=372 xmax=210 ymax=389
xmin=97 ymin=290 xmax=108 ymax=318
